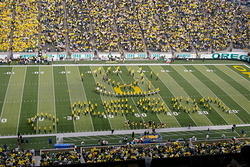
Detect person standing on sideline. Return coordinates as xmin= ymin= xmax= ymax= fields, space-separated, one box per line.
xmin=132 ymin=131 xmax=135 ymax=139
xmin=81 ymin=73 xmax=84 ymax=82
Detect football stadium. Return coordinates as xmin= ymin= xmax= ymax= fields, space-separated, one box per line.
xmin=0 ymin=0 xmax=250 ymax=166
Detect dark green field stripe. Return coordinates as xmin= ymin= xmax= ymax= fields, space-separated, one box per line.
xmin=186 ymin=66 xmax=250 ymax=123
xmin=142 ymin=66 xmax=196 ymax=127
xmin=0 ymin=67 xmax=12 ymax=116
xmin=211 ymin=66 xmax=250 ymax=101
xmin=53 ymin=67 xmax=74 ymax=133
xmin=18 ymin=67 xmax=39 ymax=134
xmin=78 ymin=66 xmax=111 ymax=131
xmin=167 ymin=66 xmax=227 ymax=125
xmin=119 ymin=66 xmax=161 ymax=124
xmin=227 ymin=65 xmax=250 ymax=81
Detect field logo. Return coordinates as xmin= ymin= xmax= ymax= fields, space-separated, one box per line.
xmin=114 ymin=84 xmax=142 ymax=94
xmin=233 ymin=65 xmax=250 ymax=78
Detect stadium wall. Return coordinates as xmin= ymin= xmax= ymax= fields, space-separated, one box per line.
xmin=0 ymin=51 xmax=249 ymax=63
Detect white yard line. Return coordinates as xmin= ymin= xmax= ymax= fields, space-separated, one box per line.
xmin=117 ymin=72 xmax=146 ymax=123
xmin=150 ymin=67 xmax=198 ymax=126
xmin=16 ymin=67 xmax=27 ymax=135
xmin=76 ymin=67 xmax=95 ymax=131
xmin=133 ymin=66 xmax=181 ymax=127
xmin=36 ymin=67 xmax=40 ymax=134
xmin=0 ymin=68 xmax=14 ymax=124
xmin=179 ymin=66 xmax=244 ymax=125
xmin=97 ymin=67 xmax=129 ymax=130
xmin=0 ymin=124 xmax=249 ymax=139
xmin=244 ymin=64 xmax=250 ymax=69
xmin=90 ymin=67 xmax=114 ymax=130
xmin=65 ymin=70 xmax=77 ymax=132
xmin=51 ymin=67 xmax=57 ymax=133
xmin=199 ymin=67 xmax=250 ymax=114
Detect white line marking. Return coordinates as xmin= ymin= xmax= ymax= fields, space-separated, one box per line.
xmin=76 ymin=67 xmax=95 ymax=131
xmin=51 ymin=66 xmax=57 ymax=133
xmin=131 ymin=66 xmax=181 ymax=126
xmin=117 ymin=68 xmax=145 ymax=123
xmin=150 ymin=66 xmax=198 ymax=126
xmin=90 ymin=67 xmax=114 ymax=130
xmin=0 ymin=68 xmax=14 ymax=129
xmin=180 ymin=66 xmax=244 ymax=124
xmin=65 ymin=67 xmax=77 ymax=132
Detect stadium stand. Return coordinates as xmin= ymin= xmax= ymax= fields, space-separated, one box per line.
xmin=38 ymin=139 xmax=250 ymax=166
xmin=40 ymin=151 xmax=81 ymax=166
xmin=0 ymin=147 xmax=35 ymax=166
xmin=81 ymin=140 xmax=248 ymax=163
xmin=0 ymin=0 xmax=249 ymax=53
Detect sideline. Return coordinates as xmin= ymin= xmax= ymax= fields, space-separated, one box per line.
xmin=0 ymin=124 xmax=250 ymax=139
xmin=0 ymin=63 xmax=246 ymax=67
xmin=244 ymin=64 xmax=250 ymax=69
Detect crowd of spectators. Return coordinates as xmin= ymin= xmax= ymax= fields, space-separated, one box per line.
xmin=0 ymin=0 xmax=249 ymax=53
xmin=0 ymin=146 xmax=35 ymax=166
xmin=0 ymin=139 xmax=248 ymax=166
xmin=40 ymin=151 xmax=81 ymax=166
xmin=82 ymin=140 xmax=249 ymax=163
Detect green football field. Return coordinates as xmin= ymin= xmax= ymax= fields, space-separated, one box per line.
xmin=0 ymin=63 xmax=249 ymax=136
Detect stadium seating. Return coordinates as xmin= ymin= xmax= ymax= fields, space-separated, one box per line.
xmin=40 ymin=151 xmax=81 ymax=166
xmin=81 ymin=140 xmax=248 ymax=163
xmin=0 ymin=140 xmax=248 ymax=166
xmin=0 ymin=0 xmax=249 ymax=53
xmin=0 ymin=147 xmax=34 ymax=166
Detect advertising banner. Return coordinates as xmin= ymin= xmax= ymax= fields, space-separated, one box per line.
xmin=0 ymin=54 xmax=8 ymax=59
xmin=150 ymin=52 xmax=172 ymax=59
xmin=201 ymin=52 xmax=250 ymax=63
xmin=175 ymin=53 xmax=197 ymax=59
xmin=0 ymin=51 xmax=249 ymax=62
xmin=125 ymin=52 xmax=147 ymax=59
xmin=98 ymin=52 xmax=121 ymax=60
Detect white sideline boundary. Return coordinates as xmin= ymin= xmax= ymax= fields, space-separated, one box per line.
xmin=0 ymin=124 xmax=250 ymax=139
xmin=0 ymin=63 xmax=247 ymax=68
xmin=244 ymin=64 xmax=250 ymax=69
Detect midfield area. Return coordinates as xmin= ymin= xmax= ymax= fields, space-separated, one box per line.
xmin=0 ymin=64 xmax=249 ymax=136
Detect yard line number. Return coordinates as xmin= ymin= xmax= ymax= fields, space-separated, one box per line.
xmin=0 ymin=118 xmax=7 ymax=123
xmin=33 ymin=71 xmax=44 ymax=74
xmin=5 ymin=72 xmax=15 ymax=75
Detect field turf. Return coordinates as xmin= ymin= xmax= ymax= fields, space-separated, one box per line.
xmin=0 ymin=64 xmax=249 ymax=136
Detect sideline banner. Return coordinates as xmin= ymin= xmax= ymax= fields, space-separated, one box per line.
xmin=0 ymin=54 xmax=8 ymax=59
xmin=125 ymin=52 xmax=147 ymax=59
xmin=150 ymin=52 xmax=172 ymax=59
xmin=201 ymin=52 xmax=250 ymax=63
xmin=99 ymin=52 xmax=121 ymax=60
xmin=1 ymin=51 xmax=249 ymax=62
xmin=45 ymin=52 xmax=94 ymax=60
xmin=11 ymin=52 xmax=95 ymax=60
xmin=176 ymin=53 xmax=196 ymax=58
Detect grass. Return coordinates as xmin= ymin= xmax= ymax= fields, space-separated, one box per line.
xmin=0 ymin=127 xmax=249 ymax=150
xmin=0 ymin=136 xmax=56 ymax=150
xmin=0 ymin=63 xmax=249 ymax=138
xmin=63 ymin=126 xmax=250 ymax=146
